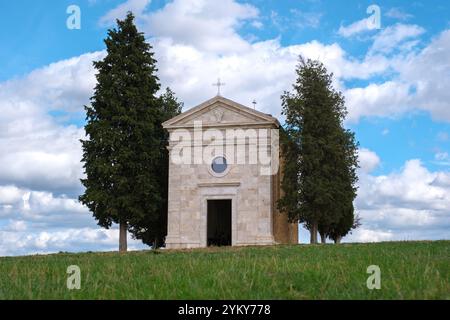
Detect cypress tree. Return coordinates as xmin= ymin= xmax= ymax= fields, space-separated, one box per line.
xmin=79 ymin=12 xmax=171 ymax=252
xmin=328 ymin=207 xmax=361 ymax=244
xmin=128 ymin=88 xmax=182 ymax=248
xmin=279 ymin=57 xmax=359 ymax=244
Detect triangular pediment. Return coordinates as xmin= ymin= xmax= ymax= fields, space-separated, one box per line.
xmin=163 ymin=96 xmax=279 ymax=129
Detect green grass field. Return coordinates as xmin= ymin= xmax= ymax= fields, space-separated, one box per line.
xmin=0 ymin=241 xmax=448 ymax=300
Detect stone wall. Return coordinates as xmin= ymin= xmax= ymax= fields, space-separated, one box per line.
xmin=163 ymin=96 xmax=298 ymax=249
xmin=272 ymin=154 xmax=299 ymax=244
xmin=165 ymin=126 xmax=276 ymax=248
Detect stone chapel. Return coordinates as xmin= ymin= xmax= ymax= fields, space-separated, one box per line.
xmin=162 ymin=95 xmax=298 ymax=249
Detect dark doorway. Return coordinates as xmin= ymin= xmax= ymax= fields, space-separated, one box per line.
xmin=207 ymin=200 xmax=232 ymax=246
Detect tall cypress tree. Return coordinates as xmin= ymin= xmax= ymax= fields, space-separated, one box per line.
xmin=128 ymin=88 xmax=182 ymax=248
xmin=323 ymin=125 xmax=359 ymax=243
xmin=278 ymin=57 xmax=359 ymax=244
xmin=327 ymin=206 xmax=361 ymax=244
xmin=79 ymin=12 xmax=166 ymax=252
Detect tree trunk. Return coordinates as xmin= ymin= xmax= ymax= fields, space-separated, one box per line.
xmin=119 ymin=220 xmax=127 ymax=252
xmin=334 ymin=236 xmax=342 ymax=244
xmin=320 ymin=232 xmax=326 ymax=244
xmin=310 ymin=221 xmax=318 ymax=244
xmin=152 ymin=237 xmax=158 ymax=250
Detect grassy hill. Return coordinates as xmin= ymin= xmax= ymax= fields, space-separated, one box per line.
xmin=0 ymin=241 xmax=448 ymax=299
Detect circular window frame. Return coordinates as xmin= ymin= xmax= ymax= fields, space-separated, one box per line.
xmin=208 ymin=155 xmax=230 ymax=177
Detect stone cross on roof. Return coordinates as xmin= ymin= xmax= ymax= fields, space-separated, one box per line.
xmin=212 ymin=78 xmax=225 ymax=96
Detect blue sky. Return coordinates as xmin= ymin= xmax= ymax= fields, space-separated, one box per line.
xmin=2 ymin=1 xmax=449 ymax=80
xmin=0 ymin=0 xmax=449 ymax=255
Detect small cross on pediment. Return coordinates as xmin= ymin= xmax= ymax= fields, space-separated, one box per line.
xmin=212 ymin=78 xmax=225 ymax=96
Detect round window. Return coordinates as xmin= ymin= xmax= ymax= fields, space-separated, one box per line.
xmin=211 ymin=156 xmax=228 ymax=174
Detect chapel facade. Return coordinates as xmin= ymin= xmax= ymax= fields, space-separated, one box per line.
xmin=162 ymin=95 xmax=298 ymax=249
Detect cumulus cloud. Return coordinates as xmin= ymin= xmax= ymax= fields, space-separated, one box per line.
xmin=146 ymin=0 xmax=258 ymax=53
xmin=100 ymin=1 xmax=450 ymax=123
xmin=0 ymin=227 xmax=145 ymax=256
xmin=0 ymin=185 xmax=146 ymax=256
xmin=434 ymin=152 xmax=450 ymax=166
xmin=0 ymin=51 xmax=106 ymax=195
xmin=0 ymin=52 xmax=102 ymax=114
xmin=385 ymin=8 xmax=413 ymax=21
xmin=289 ymin=9 xmax=322 ymax=29
xmin=0 ymin=187 xmax=87 ymax=228
xmin=300 ymin=151 xmax=450 ymax=243
xmin=344 ymin=28 xmax=450 ymax=122
xmin=0 ymin=126 xmax=85 ymax=195
xmin=100 ymin=0 xmax=259 ymax=54
xmin=345 ymin=81 xmax=413 ymax=122
xmin=99 ymin=0 xmax=151 ymax=26
xmin=435 ymin=152 xmax=449 ymax=161
xmin=153 ymin=38 xmax=363 ymax=116
xmin=358 ymin=148 xmax=381 ymax=173
xmin=338 ymin=18 xmax=374 ymax=37
xmin=358 ymin=159 xmax=450 ymax=210
xmin=0 ymin=50 xmax=138 ymax=256
xmin=0 ymin=185 xmax=23 ymax=206
xmin=144 ymin=3 xmax=449 ymax=123
xmin=350 ymin=158 xmax=450 ymax=242
xmin=369 ymin=23 xmax=425 ymax=55
xmin=396 ymin=29 xmax=450 ymax=121
xmin=347 ymin=228 xmax=394 ymax=243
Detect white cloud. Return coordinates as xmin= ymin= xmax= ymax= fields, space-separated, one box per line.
xmin=0 ymin=187 xmax=87 ymax=225
xmin=338 ymin=18 xmax=373 ymax=37
xmin=152 ymin=37 xmax=395 ymax=118
xmin=369 ymin=24 xmax=425 ymax=55
xmin=100 ymin=1 xmax=450 ymax=123
xmin=358 ymin=148 xmax=381 ymax=173
xmin=435 ymin=152 xmax=449 ymax=161
xmin=302 ymin=149 xmax=450 ymax=243
xmin=352 ymin=159 xmax=450 ymax=242
xmin=99 ymin=0 xmax=151 ymax=26
xmin=153 ymin=38 xmax=362 ymax=116
xmin=0 ymin=52 xmax=105 ymax=194
xmin=396 ymin=29 xmax=450 ymax=121
xmin=0 ymin=227 xmax=146 ymax=256
xmin=0 ymin=49 xmax=150 ymax=255
xmin=142 ymin=0 xmax=258 ymax=54
xmin=8 ymin=220 xmax=27 ymax=232
xmin=345 ymin=81 xmax=413 ymax=122
xmin=289 ymin=9 xmax=322 ymax=29
xmin=343 ymin=28 xmax=450 ymax=122
xmin=359 ymin=159 xmax=450 ymax=210
xmin=434 ymin=152 xmax=450 ymax=166
xmin=251 ymin=20 xmax=263 ymax=29
xmin=99 ymin=0 xmax=260 ymax=54
xmin=0 ymin=185 xmax=23 ymax=206
xmin=385 ymin=8 xmax=413 ymax=21
xmin=0 ymin=52 xmax=102 ymax=115
xmin=0 ymin=185 xmax=147 ymax=256
xmin=0 ymin=126 xmax=85 ymax=194
xmin=347 ymin=228 xmax=394 ymax=243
